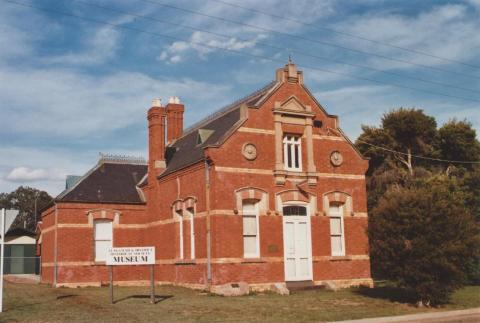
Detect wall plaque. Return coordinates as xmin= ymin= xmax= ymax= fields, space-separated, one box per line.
xmin=330 ymin=151 xmax=343 ymax=166
xmin=242 ymin=143 xmax=257 ymax=160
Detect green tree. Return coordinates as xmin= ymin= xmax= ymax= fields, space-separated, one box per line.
xmin=356 ymin=108 xmax=437 ymax=176
xmin=356 ymin=108 xmax=439 ymax=210
xmin=437 ymin=119 xmax=480 ymax=168
xmin=0 ymin=186 xmax=52 ymax=232
xmin=369 ymin=177 xmax=480 ymax=305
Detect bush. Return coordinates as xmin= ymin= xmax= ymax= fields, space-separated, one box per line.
xmin=369 ymin=177 xmax=480 ymax=306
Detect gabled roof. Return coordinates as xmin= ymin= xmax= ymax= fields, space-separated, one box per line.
xmin=159 ymin=81 xmax=280 ymax=178
xmin=56 ymin=156 xmax=147 ymax=204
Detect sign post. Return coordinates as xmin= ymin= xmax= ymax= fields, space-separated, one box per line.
xmin=150 ymin=265 xmax=155 ymax=304
xmin=0 ymin=208 xmax=4 ymax=313
xmin=106 ymin=247 xmax=155 ymax=304
xmin=109 ymin=265 xmax=113 ymax=304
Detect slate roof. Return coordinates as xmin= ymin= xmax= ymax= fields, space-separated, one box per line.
xmin=159 ymin=81 xmax=279 ymax=178
xmin=6 ymin=227 xmax=36 ymax=237
xmin=56 ymin=160 xmax=147 ymax=204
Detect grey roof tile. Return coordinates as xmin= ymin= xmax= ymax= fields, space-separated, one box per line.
xmin=57 ymin=162 xmax=147 ymax=204
xmin=159 ymin=81 xmax=278 ymax=178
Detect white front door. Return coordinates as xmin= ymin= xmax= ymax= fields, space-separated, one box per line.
xmin=282 ymin=205 xmax=313 ymax=281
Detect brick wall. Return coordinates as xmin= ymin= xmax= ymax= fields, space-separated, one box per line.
xmin=39 ymin=64 xmax=372 ymax=289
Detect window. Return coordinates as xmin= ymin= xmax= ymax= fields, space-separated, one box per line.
xmin=283 ymin=135 xmax=302 ymax=171
xmin=242 ymin=201 xmax=260 ymax=258
xmin=283 ymin=205 xmax=307 ymax=216
xmin=94 ymin=220 xmax=112 ymax=262
xmin=329 ymin=205 xmax=345 ymax=256
xmin=186 ymin=207 xmax=195 ymax=259
xmin=176 ymin=210 xmax=184 ymax=259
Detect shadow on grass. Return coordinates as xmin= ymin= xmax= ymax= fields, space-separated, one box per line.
xmin=56 ymin=294 xmax=78 ymax=300
xmin=113 ymin=294 xmax=173 ymax=304
xmin=354 ymin=285 xmax=417 ymax=304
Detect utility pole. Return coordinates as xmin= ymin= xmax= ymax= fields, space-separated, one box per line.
xmin=0 ymin=208 xmax=5 ymax=312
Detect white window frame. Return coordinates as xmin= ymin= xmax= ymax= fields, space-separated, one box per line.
xmin=185 ymin=206 xmax=195 ymax=259
xmin=283 ymin=135 xmax=302 ymax=171
xmin=176 ymin=209 xmax=184 ymax=259
xmin=329 ymin=204 xmax=346 ymax=257
xmin=94 ymin=219 xmax=112 ymax=262
xmin=242 ymin=200 xmax=260 ymax=258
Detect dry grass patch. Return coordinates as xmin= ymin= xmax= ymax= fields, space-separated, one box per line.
xmin=1 ymin=281 xmax=479 ymax=322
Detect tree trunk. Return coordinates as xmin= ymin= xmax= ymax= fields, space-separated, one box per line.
xmin=406 ymin=148 xmax=413 ymax=176
xmin=394 ymin=148 xmax=413 ymax=176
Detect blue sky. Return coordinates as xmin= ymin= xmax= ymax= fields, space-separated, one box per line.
xmin=0 ymin=0 xmax=479 ymax=195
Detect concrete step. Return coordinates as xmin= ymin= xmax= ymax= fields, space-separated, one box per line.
xmin=286 ymin=280 xmax=324 ymax=292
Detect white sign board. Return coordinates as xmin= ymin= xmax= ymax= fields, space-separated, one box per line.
xmin=106 ymin=247 xmax=155 ymax=266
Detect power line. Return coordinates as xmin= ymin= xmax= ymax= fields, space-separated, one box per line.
xmin=139 ymin=0 xmax=480 ymax=81
xmin=74 ymin=0 xmax=480 ymax=95
xmin=4 ymin=0 xmax=480 ymax=103
xmin=209 ymin=0 xmax=480 ymax=70
xmin=356 ymin=139 xmax=480 ymax=164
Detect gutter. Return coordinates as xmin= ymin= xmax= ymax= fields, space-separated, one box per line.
xmin=53 ymin=202 xmax=58 ymax=287
xmin=205 ymin=158 xmax=212 ymax=289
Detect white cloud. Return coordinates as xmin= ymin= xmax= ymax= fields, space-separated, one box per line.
xmin=5 ymin=167 xmax=65 ymax=182
xmin=158 ymin=31 xmax=267 ymax=63
xmin=46 ymin=26 xmax=121 ymax=66
xmin=466 ymin=0 xmax=480 ymax=9
xmin=0 ymin=146 xmax=151 ymax=195
xmin=316 ymin=84 xmax=479 ymax=140
xmin=0 ymin=67 xmax=231 ymax=138
xmin=157 ymin=0 xmax=335 ymax=63
xmin=334 ymin=4 xmax=480 ymax=69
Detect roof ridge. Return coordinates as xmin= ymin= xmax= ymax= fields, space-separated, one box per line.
xmin=181 ymin=81 xmax=278 ymax=138
xmin=98 ymin=153 xmax=147 ymax=165
xmin=56 ymin=162 xmax=102 ymax=200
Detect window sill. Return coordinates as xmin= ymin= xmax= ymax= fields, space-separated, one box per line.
xmin=241 ymin=258 xmax=266 ymax=264
xmin=330 ymin=255 xmax=351 ymax=261
xmin=284 ymin=169 xmax=306 ymax=176
xmin=174 ymin=259 xmax=196 ymax=265
xmin=93 ymin=261 xmax=107 ymax=266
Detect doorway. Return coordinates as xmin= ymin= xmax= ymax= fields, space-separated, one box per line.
xmin=282 ymin=205 xmax=313 ymax=281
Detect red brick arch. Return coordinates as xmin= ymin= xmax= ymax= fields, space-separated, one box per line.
xmin=275 ymin=189 xmax=318 ymax=216
xmin=86 ymin=209 xmax=121 ymax=225
xmin=184 ymin=196 xmax=197 ymax=209
xmin=234 ymin=187 xmax=269 ymax=214
xmin=276 ymin=189 xmax=310 ymax=204
xmin=322 ymin=191 xmax=353 ymax=216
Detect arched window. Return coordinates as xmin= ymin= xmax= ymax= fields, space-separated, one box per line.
xmin=94 ymin=219 xmax=112 ymax=262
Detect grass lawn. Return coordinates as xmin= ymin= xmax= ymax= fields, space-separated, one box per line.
xmin=1 ymin=281 xmax=479 ymax=322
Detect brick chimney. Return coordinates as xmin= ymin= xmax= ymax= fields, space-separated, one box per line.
xmin=166 ymin=96 xmax=184 ymax=144
xmin=276 ymin=59 xmax=303 ymax=84
xmin=147 ymin=98 xmax=167 ymax=180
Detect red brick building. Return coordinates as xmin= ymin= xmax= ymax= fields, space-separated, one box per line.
xmin=39 ymin=62 xmax=373 ymax=292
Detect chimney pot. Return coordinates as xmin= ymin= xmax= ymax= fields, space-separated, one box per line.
xmin=166 ymin=97 xmax=185 ymax=143
xmin=147 ymin=100 xmax=167 ymax=178
xmin=152 ymin=98 xmax=162 ymax=107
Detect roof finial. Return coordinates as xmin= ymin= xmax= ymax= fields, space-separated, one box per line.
xmin=288 ymin=54 xmax=292 ymax=64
